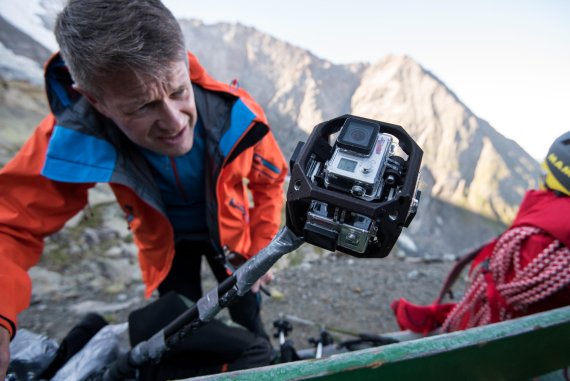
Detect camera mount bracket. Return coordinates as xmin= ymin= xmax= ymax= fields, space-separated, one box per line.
xmin=286 ymin=114 xmax=423 ymax=258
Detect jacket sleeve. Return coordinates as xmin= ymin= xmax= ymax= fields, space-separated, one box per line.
xmin=246 ymin=129 xmax=288 ymax=257
xmin=0 ymin=115 xmax=93 ymax=337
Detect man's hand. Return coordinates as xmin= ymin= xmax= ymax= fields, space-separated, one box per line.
xmin=0 ymin=326 xmax=10 ymax=379
xmin=251 ymin=269 xmax=274 ymax=294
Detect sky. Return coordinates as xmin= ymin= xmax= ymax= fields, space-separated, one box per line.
xmin=163 ymin=0 xmax=570 ymax=160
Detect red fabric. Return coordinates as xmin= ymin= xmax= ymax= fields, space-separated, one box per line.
xmin=390 ymin=298 xmax=455 ymax=335
xmin=511 ymin=190 xmax=570 ymax=248
xmin=483 ymin=268 xmax=508 ymax=322
xmin=391 ymin=190 xmax=570 ymax=334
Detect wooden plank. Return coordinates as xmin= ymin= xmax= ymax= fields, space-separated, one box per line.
xmin=188 ymin=306 xmax=570 ymax=381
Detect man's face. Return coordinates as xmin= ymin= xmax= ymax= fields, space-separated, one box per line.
xmin=89 ymin=60 xmax=197 ymax=156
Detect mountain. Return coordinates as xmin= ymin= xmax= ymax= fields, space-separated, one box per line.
xmin=179 ymin=19 xmax=367 ymax=158
xmin=176 ymin=19 xmax=541 ymax=255
xmin=0 ymin=5 xmax=542 ymax=257
xmin=351 ymin=55 xmax=540 ymax=222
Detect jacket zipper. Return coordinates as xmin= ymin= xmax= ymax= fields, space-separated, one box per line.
xmin=169 ymin=157 xmax=189 ymax=202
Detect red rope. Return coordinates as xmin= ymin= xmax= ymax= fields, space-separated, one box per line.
xmin=442 ymin=226 xmax=570 ymax=332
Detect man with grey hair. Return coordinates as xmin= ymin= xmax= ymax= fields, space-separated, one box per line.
xmin=0 ymin=0 xmax=286 ymax=377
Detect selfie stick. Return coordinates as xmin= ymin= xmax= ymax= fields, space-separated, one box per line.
xmin=100 ymin=226 xmax=304 ymax=381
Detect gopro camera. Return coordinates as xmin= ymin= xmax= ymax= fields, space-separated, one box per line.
xmin=286 ymin=115 xmax=422 ymax=258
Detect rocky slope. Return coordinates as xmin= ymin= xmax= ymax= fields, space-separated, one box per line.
xmin=0 ymin=78 xmax=47 ymax=164
xmin=19 ymin=198 xmax=461 ymax=351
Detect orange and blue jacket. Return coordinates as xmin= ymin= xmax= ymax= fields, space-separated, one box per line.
xmin=0 ymin=52 xmax=287 ymax=337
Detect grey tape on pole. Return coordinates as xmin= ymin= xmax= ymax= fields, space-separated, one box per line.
xmin=130 ymin=329 xmax=167 ymax=365
xmin=197 ymin=286 xmax=221 ymax=321
xmin=235 ymin=226 xmax=304 ymax=296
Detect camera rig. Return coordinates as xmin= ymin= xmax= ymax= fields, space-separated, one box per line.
xmin=97 ymin=115 xmax=422 ymax=380
xmin=286 ymin=114 xmax=423 ymax=258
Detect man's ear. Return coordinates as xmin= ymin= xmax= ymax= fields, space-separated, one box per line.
xmin=74 ymin=85 xmax=109 ymax=117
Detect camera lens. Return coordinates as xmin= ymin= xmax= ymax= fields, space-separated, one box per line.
xmin=337 ymin=118 xmax=380 ymax=155
xmin=349 ymin=128 xmax=368 ymax=143
xmin=344 ymin=125 xmax=373 ymax=146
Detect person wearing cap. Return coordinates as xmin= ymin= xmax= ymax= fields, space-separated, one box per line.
xmin=0 ymin=0 xmax=287 ymax=377
xmin=392 ymin=131 xmax=570 ymax=333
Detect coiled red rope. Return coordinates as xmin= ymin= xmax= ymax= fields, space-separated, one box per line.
xmin=442 ymin=226 xmax=570 ymax=332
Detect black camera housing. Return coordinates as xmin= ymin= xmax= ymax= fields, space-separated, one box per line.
xmin=286 ymin=114 xmax=423 ymax=258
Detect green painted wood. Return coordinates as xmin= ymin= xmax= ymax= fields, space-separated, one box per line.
xmin=190 ymin=306 xmax=570 ymax=381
